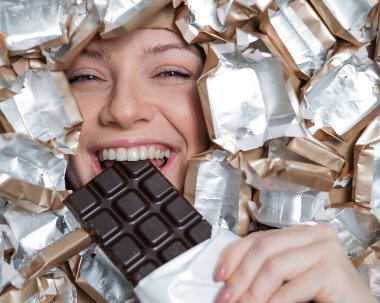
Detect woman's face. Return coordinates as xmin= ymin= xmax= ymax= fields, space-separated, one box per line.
xmin=66 ymin=29 xmax=209 ymax=190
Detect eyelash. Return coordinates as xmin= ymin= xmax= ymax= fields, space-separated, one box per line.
xmin=68 ymin=67 xmax=195 ymax=84
xmin=156 ymin=68 xmax=193 ymax=80
xmin=68 ymin=73 xmax=102 ymax=84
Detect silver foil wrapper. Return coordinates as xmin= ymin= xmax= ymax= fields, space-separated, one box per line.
xmin=328 ymin=208 xmax=380 ymax=260
xmin=78 ymin=245 xmax=136 ymax=303
xmin=301 ymin=48 xmax=380 ymax=137
xmin=311 ymin=0 xmax=376 ymax=45
xmin=0 ymin=70 xmax=82 ymax=155
xmin=265 ymin=0 xmax=335 ymax=78
xmin=175 ymin=0 xmax=231 ymax=43
xmin=2 ymin=202 xmax=79 ymax=275
xmin=95 ymin=0 xmax=171 ymax=38
xmin=370 ymin=142 xmax=380 ymax=217
xmin=0 ymin=134 xmax=67 ymax=191
xmin=0 ymin=0 xmax=68 ymax=52
xmin=200 ymin=43 xmax=305 ymax=153
xmin=357 ymin=251 xmax=380 ymax=300
xmin=0 ymin=218 xmax=24 ymax=292
xmin=193 ymin=150 xmax=241 ymax=233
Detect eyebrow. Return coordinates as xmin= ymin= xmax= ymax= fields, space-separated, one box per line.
xmin=143 ymin=43 xmax=204 ymax=59
xmin=79 ymin=47 xmax=111 ymax=62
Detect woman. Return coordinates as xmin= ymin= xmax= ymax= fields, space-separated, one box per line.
xmin=66 ymin=28 xmax=375 ymax=303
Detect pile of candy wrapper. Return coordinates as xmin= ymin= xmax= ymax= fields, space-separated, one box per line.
xmin=1 ymin=0 xmax=380 ymax=302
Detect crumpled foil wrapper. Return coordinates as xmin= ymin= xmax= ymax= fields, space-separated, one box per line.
xmin=301 ymin=47 xmax=380 ymax=140
xmin=1 ymin=0 xmax=380 ymax=301
xmin=260 ymin=0 xmax=336 ymax=79
xmin=175 ymin=0 xmax=233 ymax=43
xmin=0 ymin=0 xmax=69 ymax=53
xmin=94 ymin=0 xmax=172 ymax=39
xmin=0 ymin=67 xmax=22 ymax=101
xmin=43 ymin=6 xmax=101 ymax=70
xmin=354 ymin=116 xmax=380 ymax=218
xmin=185 ymin=150 xmax=241 ymax=233
xmin=0 ymin=70 xmax=82 ymax=155
xmin=198 ymin=43 xmax=305 ymax=154
xmin=70 ymin=245 xmax=136 ymax=303
xmin=309 ymin=0 xmax=377 ymax=46
xmin=2 ymin=202 xmax=79 ymax=276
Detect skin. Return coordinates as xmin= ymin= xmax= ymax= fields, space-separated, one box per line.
xmin=66 ymin=29 xmax=209 ymax=191
xmin=66 ymin=28 xmax=374 ymax=303
xmin=214 ymin=224 xmax=376 ymax=303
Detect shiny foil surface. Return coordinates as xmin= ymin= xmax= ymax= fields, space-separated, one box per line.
xmin=193 ymin=150 xmax=241 ymax=232
xmin=301 ymin=49 xmax=380 ymax=137
xmin=0 ymin=0 xmax=380 ymax=302
xmin=0 ymin=70 xmax=81 ymax=155
xmin=0 ymin=0 xmax=68 ymax=52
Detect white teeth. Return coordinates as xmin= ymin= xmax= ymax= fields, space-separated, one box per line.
xmin=108 ymin=148 xmax=116 ymax=160
xmin=139 ymin=146 xmax=148 ymax=160
xmin=148 ymin=146 xmax=155 ymax=160
xmin=100 ymin=146 xmax=171 ymax=162
xmin=116 ymin=147 xmax=127 ymax=161
xmin=127 ymin=147 xmax=139 ymax=161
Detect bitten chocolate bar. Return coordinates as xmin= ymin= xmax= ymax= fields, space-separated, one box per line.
xmin=63 ymin=160 xmax=212 ymax=286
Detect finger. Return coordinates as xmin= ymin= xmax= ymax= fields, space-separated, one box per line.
xmin=247 ymin=240 xmax=330 ymax=303
xmin=214 ymin=230 xmax=275 ymax=281
xmin=216 ymin=224 xmax=338 ymax=302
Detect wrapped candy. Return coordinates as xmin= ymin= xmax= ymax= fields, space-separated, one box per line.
xmin=0 ymin=0 xmax=380 ymax=302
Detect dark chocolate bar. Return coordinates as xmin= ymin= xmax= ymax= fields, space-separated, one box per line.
xmin=63 ymin=160 xmax=212 ymax=286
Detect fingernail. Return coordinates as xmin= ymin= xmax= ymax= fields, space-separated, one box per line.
xmin=214 ymin=262 xmax=228 ymax=282
xmin=215 ymin=286 xmax=233 ymax=303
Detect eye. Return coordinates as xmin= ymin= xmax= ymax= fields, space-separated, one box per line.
xmin=68 ymin=73 xmax=103 ymax=84
xmin=155 ymin=67 xmax=194 ymax=80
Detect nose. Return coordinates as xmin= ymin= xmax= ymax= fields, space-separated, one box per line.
xmin=99 ymin=76 xmax=154 ymax=129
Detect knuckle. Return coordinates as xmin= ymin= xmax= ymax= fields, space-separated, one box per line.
xmin=315 ymin=223 xmax=338 ymax=239
xmin=253 ymin=237 xmax=272 ymax=256
xmin=263 ymin=256 xmax=282 ymax=278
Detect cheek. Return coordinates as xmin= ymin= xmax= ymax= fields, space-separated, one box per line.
xmin=169 ymin=88 xmax=209 ymax=154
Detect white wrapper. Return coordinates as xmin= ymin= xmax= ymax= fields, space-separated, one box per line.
xmin=0 ymin=134 xmax=67 ymax=191
xmin=0 ymin=0 xmax=68 ymax=52
xmin=201 ymin=44 xmax=305 ymax=153
xmin=301 ymin=48 xmax=380 ymax=137
xmin=134 ymin=228 xmax=239 ymax=303
xmin=2 ymin=203 xmax=79 ymax=275
xmin=0 ymin=70 xmax=82 ymax=155
xmin=193 ymin=150 xmax=241 ymax=233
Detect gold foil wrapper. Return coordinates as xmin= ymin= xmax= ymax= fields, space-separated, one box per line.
xmin=309 ymin=0 xmax=377 ymax=45
xmin=354 ymin=116 xmax=380 ymax=216
xmin=354 ymin=241 xmax=380 ymax=299
xmin=301 ymin=47 xmax=380 ymax=141
xmin=198 ymin=43 xmax=305 ymax=154
xmin=260 ymin=0 xmax=336 ymax=80
xmin=0 ymin=0 xmax=68 ymax=52
xmin=0 ymin=70 xmax=82 ymax=155
xmin=0 ymin=67 xmax=22 ymax=101
xmin=0 ymin=32 xmax=9 ymax=67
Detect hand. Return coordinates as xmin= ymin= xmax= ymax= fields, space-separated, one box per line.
xmin=213 ymin=224 xmax=375 ymax=303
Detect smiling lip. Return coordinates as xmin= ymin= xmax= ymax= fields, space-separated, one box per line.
xmin=90 ymin=140 xmax=179 ymax=175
